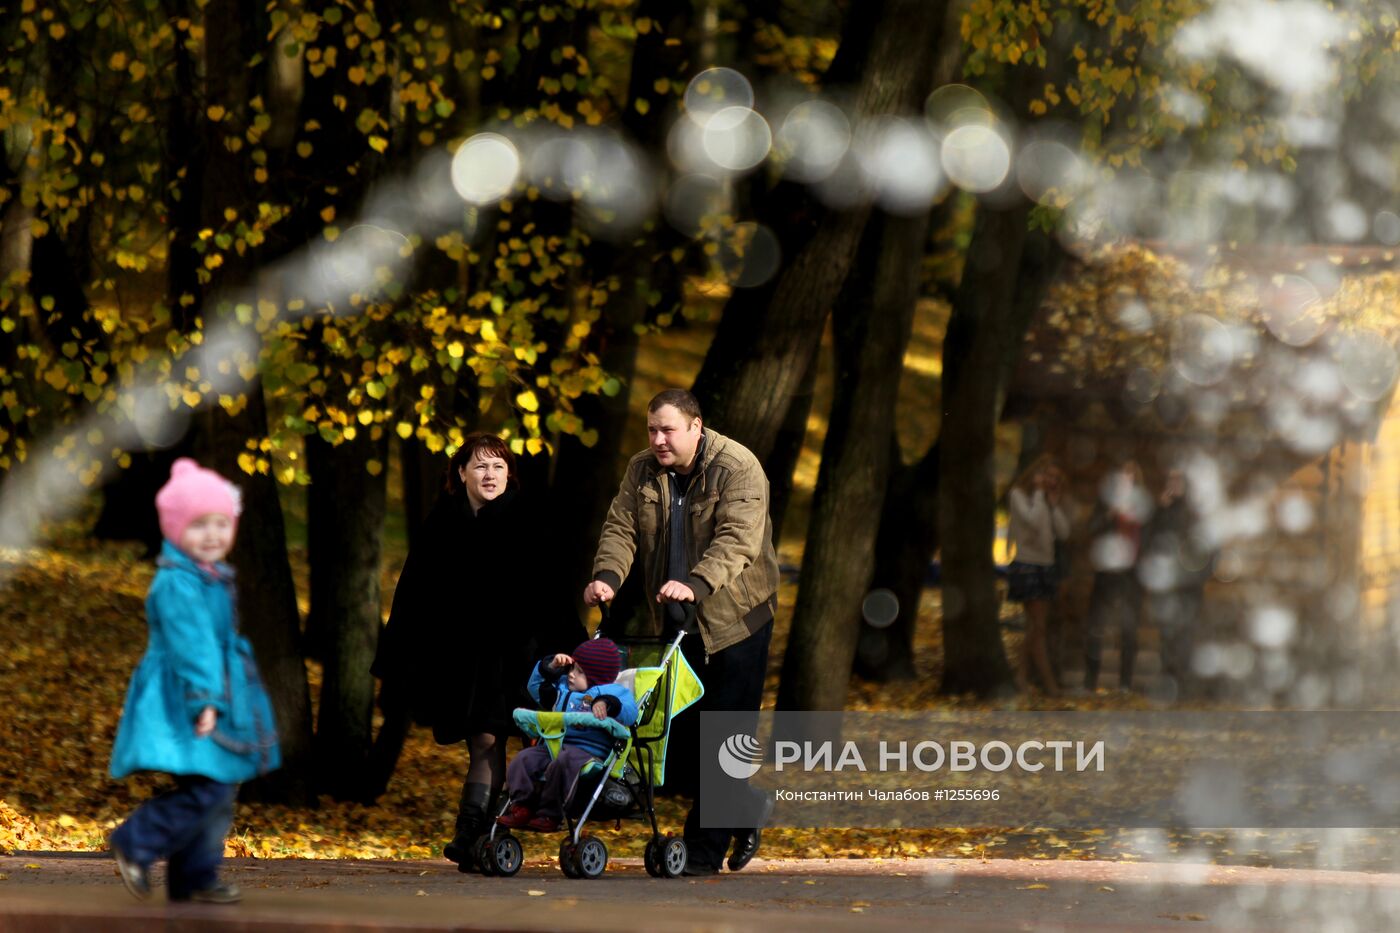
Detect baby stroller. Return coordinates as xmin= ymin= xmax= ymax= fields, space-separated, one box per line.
xmin=476 ymin=606 xmax=704 ymax=879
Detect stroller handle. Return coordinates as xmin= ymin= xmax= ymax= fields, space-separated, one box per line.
xmin=595 ymin=599 xmax=698 ymax=638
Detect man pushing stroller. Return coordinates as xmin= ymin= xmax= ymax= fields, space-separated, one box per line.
xmin=497 ymin=637 xmax=637 ymax=832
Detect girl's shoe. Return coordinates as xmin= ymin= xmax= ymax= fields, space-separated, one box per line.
xmin=187 ymin=883 xmax=242 ymax=904
xmin=110 ymin=840 xmax=150 ymax=901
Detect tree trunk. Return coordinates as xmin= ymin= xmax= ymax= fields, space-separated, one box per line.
xmin=937 ymin=207 xmax=1066 ymax=696
xmin=549 ymin=0 xmax=692 ymax=596
xmin=401 ymin=435 xmax=446 ymax=551
xmin=306 ymin=430 xmax=389 ymax=801
xmin=92 ymin=449 xmax=188 ymax=557
xmin=198 ymin=396 xmax=316 ymax=804
xmin=689 ymin=0 xmax=941 ymax=463
xmin=185 ymin=0 xmax=315 ymax=803
xmin=268 ymin=0 xmax=397 ymax=798
xmin=856 ymin=440 xmax=939 ymax=681
xmin=766 ymin=349 xmax=818 ymax=547
xmin=778 ymin=210 xmax=930 ymax=711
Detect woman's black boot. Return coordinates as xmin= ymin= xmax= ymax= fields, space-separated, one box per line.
xmin=444 ymin=781 xmax=490 ymax=870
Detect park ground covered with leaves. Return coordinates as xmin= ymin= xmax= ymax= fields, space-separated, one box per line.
xmin=5 ymin=531 xmax=1399 ymax=872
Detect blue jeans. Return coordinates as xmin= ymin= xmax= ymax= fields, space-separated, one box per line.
xmin=111 ymin=776 xmax=237 ymax=899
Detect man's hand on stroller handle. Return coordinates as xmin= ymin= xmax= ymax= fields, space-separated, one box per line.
xmin=583 ymin=580 xmax=614 ymax=605
xmin=657 ymin=580 xmax=695 ymax=603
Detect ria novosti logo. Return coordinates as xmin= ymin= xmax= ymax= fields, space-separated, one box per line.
xmin=717 ymin=733 xmax=764 ymax=779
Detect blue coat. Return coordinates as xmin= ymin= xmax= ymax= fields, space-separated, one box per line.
xmin=109 ymin=542 xmax=281 ymax=783
xmin=527 ymin=662 xmax=637 ymax=758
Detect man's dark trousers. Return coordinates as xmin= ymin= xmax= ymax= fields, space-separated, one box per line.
xmin=681 ymin=618 xmax=773 ymax=870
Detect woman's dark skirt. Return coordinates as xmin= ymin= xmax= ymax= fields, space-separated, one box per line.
xmin=1006 ymin=560 xmax=1060 ymax=603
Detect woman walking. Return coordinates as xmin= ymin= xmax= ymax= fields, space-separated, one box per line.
xmin=371 ymin=432 xmax=582 ymax=870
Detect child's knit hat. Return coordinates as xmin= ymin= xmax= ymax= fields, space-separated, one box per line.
xmin=573 ymin=637 xmax=621 ymax=687
xmin=155 ymin=458 xmax=242 ymax=544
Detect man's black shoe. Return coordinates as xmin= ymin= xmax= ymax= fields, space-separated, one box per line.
xmin=727 ymin=828 xmax=760 ymax=872
xmin=728 ymin=791 xmax=773 ymax=871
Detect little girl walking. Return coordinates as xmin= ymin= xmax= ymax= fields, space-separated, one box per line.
xmin=107 ymin=458 xmax=281 ymax=903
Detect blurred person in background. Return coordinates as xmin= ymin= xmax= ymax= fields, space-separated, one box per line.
xmin=1085 ymin=459 xmax=1150 ymax=692
xmin=1007 ymin=455 xmax=1072 ymax=698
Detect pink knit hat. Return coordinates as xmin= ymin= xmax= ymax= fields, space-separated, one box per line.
xmin=155 ymin=458 xmax=242 ymax=544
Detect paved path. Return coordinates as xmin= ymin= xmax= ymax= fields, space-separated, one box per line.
xmin=4 ymin=853 xmax=1400 ymax=931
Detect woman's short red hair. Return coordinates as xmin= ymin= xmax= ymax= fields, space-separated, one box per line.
xmin=445 ymin=432 xmax=517 ymax=495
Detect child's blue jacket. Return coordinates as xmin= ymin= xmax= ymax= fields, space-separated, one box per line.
xmin=109 ymin=542 xmax=281 ymax=783
xmin=527 ymin=660 xmax=637 ymax=758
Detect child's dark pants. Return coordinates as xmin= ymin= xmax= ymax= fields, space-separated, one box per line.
xmin=505 ymin=745 xmax=597 ymax=819
xmin=111 ymin=776 xmax=237 ymax=899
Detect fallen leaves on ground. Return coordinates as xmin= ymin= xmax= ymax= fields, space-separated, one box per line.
xmin=1 ymin=538 xmax=1394 ymax=870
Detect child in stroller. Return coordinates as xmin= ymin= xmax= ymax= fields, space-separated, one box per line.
xmin=497 ymin=638 xmax=638 ymax=833
xmin=476 ymin=609 xmax=704 ymax=879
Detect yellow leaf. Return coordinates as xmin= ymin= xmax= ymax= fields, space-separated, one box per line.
xmin=348 ymin=66 xmax=367 ymax=85
xmin=634 ymin=98 xmax=650 ymax=115
xmin=129 ymin=61 xmax=147 ymax=81
xmin=635 ymin=16 xmax=652 ymax=34
xmin=516 ymin=390 xmax=538 ymax=412
xmin=297 ymin=141 xmax=313 ymax=158
xmin=395 ymin=422 xmax=413 ymax=439
xmin=320 ymin=206 xmax=335 ymax=223
xmin=207 ymin=105 xmax=226 ymax=122
xmin=48 ymin=23 xmax=65 ymax=39
xmin=368 ymin=135 xmax=388 ymax=153
xmin=366 ymin=459 xmax=383 ymax=476
xmin=237 ymin=453 xmax=257 ymax=475
xmin=447 ymin=341 xmax=464 ymax=359
xmin=108 ymin=51 xmax=128 ymax=70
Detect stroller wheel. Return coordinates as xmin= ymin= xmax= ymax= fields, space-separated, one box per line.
xmin=475 ymin=836 xmax=499 ymax=876
xmin=559 ymin=840 xmax=582 ymax=878
xmin=573 ymin=835 xmax=609 ymax=879
xmin=643 ymin=838 xmax=663 ymax=878
xmin=491 ymin=834 xmax=523 ymax=877
xmin=660 ymin=835 xmax=687 ymax=878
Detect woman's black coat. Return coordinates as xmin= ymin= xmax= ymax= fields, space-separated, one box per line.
xmin=371 ymin=486 xmax=584 ymax=744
